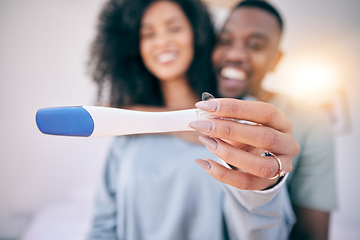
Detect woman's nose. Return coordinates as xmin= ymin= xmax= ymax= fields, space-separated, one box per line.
xmin=154 ymin=31 xmax=172 ymax=47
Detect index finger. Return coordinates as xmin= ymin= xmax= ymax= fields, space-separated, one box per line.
xmin=196 ymin=98 xmax=293 ymax=133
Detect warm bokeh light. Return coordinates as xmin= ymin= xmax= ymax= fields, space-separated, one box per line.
xmin=265 ymin=52 xmax=345 ymax=108
xmin=263 ymin=52 xmax=352 ymax=133
xmin=286 ymin=58 xmax=340 ymax=105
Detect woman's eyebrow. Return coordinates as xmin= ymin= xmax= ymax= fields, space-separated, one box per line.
xmin=165 ymin=16 xmax=185 ymax=25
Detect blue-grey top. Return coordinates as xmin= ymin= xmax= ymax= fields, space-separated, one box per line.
xmin=87 ymin=134 xmax=294 ymax=240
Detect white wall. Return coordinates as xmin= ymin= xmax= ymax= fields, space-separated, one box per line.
xmin=0 ymin=0 xmax=359 ymax=239
xmin=0 ymin=0 xmax=110 ymax=238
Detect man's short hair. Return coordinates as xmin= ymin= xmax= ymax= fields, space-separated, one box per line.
xmin=235 ymin=0 xmax=283 ymax=32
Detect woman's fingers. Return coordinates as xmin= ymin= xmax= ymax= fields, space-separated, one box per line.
xmin=190 ymin=118 xmax=293 ymax=154
xmin=198 ymin=135 xmax=293 ymax=178
xmin=194 ymin=158 xmax=278 ymax=190
xmin=190 ymin=98 xmax=300 ymax=156
xmin=195 ymin=98 xmax=293 ymax=133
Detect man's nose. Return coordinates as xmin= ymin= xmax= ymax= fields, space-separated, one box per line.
xmin=225 ymin=42 xmax=249 ymax=63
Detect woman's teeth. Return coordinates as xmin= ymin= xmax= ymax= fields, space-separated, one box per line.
xmin=157 ymin=52 xmax=176 ymax=63
xmin=220 ymin=67 xmax=246 ymax=81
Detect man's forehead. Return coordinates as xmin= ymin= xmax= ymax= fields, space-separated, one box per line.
xmin=222 ymin=7 xmax=281 ymax=36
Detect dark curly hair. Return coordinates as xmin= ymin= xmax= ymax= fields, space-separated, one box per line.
xmin=88 ymin=0 xmax=218 ymax=107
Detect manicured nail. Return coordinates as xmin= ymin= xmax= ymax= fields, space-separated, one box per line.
xmin=201 ymin=92 xmax=215 ymax=101
xmin=198 ymin=135 xmax=218 ymax=151
xmin=189 ymin=120 xmax=213 ymax=133
xmin=195 ymin=159 xmax=211 ymax=170
xmin=195 ymin=100 xmax=218 ymax=112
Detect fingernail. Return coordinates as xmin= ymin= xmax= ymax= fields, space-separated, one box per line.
xmin=195 ymin=159 xmax=211 ymax=171
xmin=198 ymin=135 xmax=218 ymax=151
xmin=201 ymin=92 xmax=215 ymax=101
xmin=195 ymin=100 xmax=218 ymax=112
xmin=189 ymin=120 xmax=213 ymax=133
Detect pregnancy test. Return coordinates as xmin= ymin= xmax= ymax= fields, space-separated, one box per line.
xmin=36 ymin=106 xmax=211 ymax=137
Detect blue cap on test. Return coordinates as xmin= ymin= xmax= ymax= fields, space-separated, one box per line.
xmin=36 ymin=106 xmax=94 ymax=137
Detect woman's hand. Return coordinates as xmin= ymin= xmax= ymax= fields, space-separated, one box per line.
xmin=189 ymin=98 xmax=300 ymax=190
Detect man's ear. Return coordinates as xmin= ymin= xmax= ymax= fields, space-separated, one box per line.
xmin=270 ymin=50 xmax=283 ymax=72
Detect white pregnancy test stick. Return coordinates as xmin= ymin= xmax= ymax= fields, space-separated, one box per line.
xmin=36 ymin=106 xmax=211 ymax=137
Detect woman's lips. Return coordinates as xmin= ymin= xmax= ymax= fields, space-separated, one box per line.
xmin=156 ymin=52 xmax=177 ymax=64
xmin=220 ymin=67 xmax=246 ymax=81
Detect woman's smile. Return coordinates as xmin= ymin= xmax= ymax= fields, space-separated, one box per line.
xmin=155 ymin=51 xmax=178 ymax=64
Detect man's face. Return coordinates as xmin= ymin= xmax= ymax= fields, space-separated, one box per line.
xmin=212 ymin=7 xmax=282 ymax=98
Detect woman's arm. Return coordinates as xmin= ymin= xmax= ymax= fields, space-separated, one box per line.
xmin=87 ymin=142 xmax=120 ymax=240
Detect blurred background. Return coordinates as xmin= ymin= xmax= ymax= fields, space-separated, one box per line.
xmin=0 ymin=0 xmax=359 ymax=239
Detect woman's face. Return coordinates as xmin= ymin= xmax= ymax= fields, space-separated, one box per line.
xmin=140 ymin=1 xmax=194 ymax=82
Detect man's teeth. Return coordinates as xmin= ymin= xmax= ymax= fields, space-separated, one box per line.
xmin=220 ymin=67 xmax=246 ymax=81
xmin=157 ymin=53 xmax=176 ymax=63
